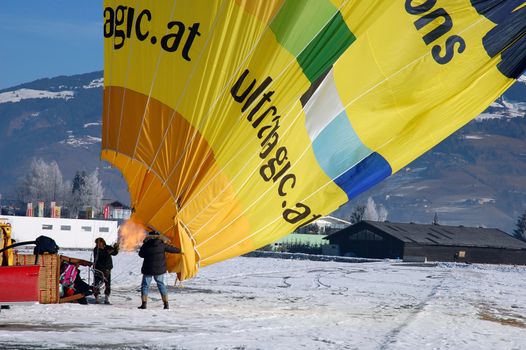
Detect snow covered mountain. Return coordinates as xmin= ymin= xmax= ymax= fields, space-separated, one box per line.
xmin=479 ymin=97 xmax=526 ymax=121
xmin=0 ymin=72 xmax=127 ymax=204
xmin=0 ymin=72 xmax=525 ymax=232
xmin=477 ymin=79 xmax=526 ymax=121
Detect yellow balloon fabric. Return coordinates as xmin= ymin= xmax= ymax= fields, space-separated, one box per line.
xmin=103 ymin=0 xmax=526 ymax=280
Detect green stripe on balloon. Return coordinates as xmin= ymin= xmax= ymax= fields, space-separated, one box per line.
xmin=298 ymin=11 xmax=355 ymax=82
xmin=270 ymin=0 xmax=355 ymax=82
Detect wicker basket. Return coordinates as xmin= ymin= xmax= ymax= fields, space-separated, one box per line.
xmin=13 ymin=253 xmax=60 ymax=304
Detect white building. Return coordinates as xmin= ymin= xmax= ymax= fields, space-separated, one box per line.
xmin=295 ymin=215 xmax=351 ymax=235
xmin=314 ymin=216 xmax=351 ymax=232
xmin=2 ymin=215 xmax=119 ymax=249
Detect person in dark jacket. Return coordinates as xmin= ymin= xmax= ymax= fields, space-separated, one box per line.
xmin=138 ymin=231 xmax=181 ymax=309
xmin=93 ymin=237 xmax=119 ymax=304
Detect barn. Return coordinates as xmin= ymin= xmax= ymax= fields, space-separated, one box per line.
xmin=324 ymin=221 xmax=526 ymax=265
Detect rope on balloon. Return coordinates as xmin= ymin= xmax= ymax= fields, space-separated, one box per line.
xmin=130 ymin=0 xmax=352 ymax=245
xmin=197 ymin=11 xmax=500 ymax=263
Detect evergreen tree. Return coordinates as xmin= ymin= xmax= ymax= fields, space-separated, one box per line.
xmin=513 ymin=211 xmax=526 ymax=241
xmin=72 ymin=171 xmax=86 ymax=195
xmin=68 ymin=169 xmax=104 ymax=218
xmin=69 ymin=171 xmax=87 ymax=218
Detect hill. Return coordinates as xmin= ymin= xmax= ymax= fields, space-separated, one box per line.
xmin=0 ymin=71 xmax=127 ymax=203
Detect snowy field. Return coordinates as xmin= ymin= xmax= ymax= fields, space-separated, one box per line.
xmin=1 ymin=251 xmax=526 ymax=350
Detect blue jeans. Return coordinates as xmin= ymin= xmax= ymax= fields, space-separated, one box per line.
xmin=141 ymin=274 xmax=167 ymax=297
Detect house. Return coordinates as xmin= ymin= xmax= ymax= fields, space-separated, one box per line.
xmin=324 ymin=220 xmax=526 ymax=265
xmin=104 ymin=201 xmax=132 ymax=221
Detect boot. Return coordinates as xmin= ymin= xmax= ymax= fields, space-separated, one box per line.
xmin=138 ymin=295 xmax=147 ymax=309
xmin=104 ymin=295 xmax=110 ymax=305
xmin=162 ymin=294 xmax=169 ymax=310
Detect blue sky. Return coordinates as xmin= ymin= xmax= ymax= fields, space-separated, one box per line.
xmin=0 ymin=1 xmax=102 ymax=89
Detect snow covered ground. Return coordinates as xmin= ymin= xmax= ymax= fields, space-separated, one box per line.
xmin=1 ymin=251 xmax=525 ymax=350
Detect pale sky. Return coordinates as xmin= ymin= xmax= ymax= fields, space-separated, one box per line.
xmin=0 ymin=0 xmax=102 ymax=89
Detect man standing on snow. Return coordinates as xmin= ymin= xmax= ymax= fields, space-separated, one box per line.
xmin=138 ymin=231 xmax=181 ymax=310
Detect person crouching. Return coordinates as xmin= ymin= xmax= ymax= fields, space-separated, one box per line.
xmin=138 ymin=231 xmax=181 ymax=309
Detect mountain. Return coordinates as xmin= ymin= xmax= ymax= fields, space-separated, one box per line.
xmin=0 ymin=71 xmax=525 ymax=232
xmin=0 ymin=71 xmax=128 ymax=204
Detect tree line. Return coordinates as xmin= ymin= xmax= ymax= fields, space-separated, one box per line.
xmin=9 ymin=158 xmax=526 ymax=241
xmin=14 ymin=158 xmax=104 ymax=218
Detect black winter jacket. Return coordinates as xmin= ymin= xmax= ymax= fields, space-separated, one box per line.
xmin=139 ymin=236 xmax=181 ymax=275
xmin=93 ymin=245 xmax=118 ymax=270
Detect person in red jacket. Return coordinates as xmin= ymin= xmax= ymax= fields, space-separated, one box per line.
xmin=138 ymin=231 xmax=181 ymax=309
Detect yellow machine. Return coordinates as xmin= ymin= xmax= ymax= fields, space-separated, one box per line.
xmin=0 ymin=219 xmax=14 ymax=266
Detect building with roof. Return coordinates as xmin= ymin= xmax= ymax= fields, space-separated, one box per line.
xmin=294 ymin=215 xmax=350 ymax=235
xmin=103 ymin=201 xmax=132 ymax=222
xmin=324 ymin=221 xmax=526 ymax=265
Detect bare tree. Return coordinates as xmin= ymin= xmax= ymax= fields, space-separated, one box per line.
xmin=84 ymin=168 xmax=104 ymax=215
xmin=17 ymin=158 xmax=69 ymax=205
xmin=349 ymin=197 xmax=389 ymax=224
xmin=349 ymin=205 xmax=365 ymax=224
xmin=364 ymin=197 xmax=388 ymax=222
xmin=433 ymin=212 xmax=439 ymax=225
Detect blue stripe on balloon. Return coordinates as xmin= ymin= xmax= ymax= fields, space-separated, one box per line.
xmin=311 ymin=111 xmax=372 ymax=180
xmin=333 ymin=152 xmax=392 ymax=200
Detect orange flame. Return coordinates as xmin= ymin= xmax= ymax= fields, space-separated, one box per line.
xmin=118 ymin=220 xmax=146 ymax=251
